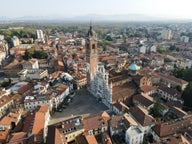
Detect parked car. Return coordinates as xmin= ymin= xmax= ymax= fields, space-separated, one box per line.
xmin=57 ymin=108 xmax=63 ymax=112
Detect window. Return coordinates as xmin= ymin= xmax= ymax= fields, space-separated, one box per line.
xmin=92 ymin=44 xmax=95 ymax=49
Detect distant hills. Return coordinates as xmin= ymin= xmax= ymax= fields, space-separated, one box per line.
xmin=0 ymin=14 xmax=191 ymax=22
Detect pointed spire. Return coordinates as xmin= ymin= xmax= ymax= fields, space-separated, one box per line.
xmin=90 ymin=20 xmax=92 ymax=30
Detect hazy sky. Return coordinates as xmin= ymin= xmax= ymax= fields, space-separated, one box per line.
xmin=1 ymin=0 xmax=192 ymax=19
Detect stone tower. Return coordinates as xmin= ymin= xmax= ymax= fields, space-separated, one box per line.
xmin=86 ymin=24 xmax=98 ymax=83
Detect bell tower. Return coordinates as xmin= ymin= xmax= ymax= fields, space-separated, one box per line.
xmin=86 ymin=24 xmax=98 ymax=83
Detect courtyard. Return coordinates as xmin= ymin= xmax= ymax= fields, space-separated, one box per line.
xmin=49 ymin=88 xmax=108 ymax=125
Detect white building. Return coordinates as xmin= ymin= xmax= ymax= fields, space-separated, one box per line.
xmin=24 ymin=95 xmax=53 ymax=112
xmin=61 ymin=72 xmax=73 ymax=81
xmin=38 ymin=59 xmax=50 ymax=69
xmin=0 ymin=35 xmax=4 ymax=41
xmin=176 ymin=59 xmax=192 ymax=69
xmin=36 ymin=29 xmax=44 ymax=39
xmin=11 ymin=36 xmax=20 ymax=47
xmin=24 ymin=83 xmax=69 ymax=111
xmin=0 ymin=52 xmax=6 ymax=65
xmin=18 ymin=69 xmax=48 ymax=80
xmin=0 ymin=96 xmax=14 ymax=119
xmin=76 ymin=38 xmax=86 ymax=46
xmin=22 ymin=59 xmax=39 ymax=69
xmin=125 ymin=126 xmax=144 ymax=144
xmin=150 ymin=45 xmax=157 ymax=53
xmin=55 ymin=83 xmax=70 ymax=104
xmin=138 ymin=45 xmax=147 ymax=54
xmin=160 ymin=29 xmax=172 ymax=40
xmin=180 ymin=36 xmax=189 ymax=43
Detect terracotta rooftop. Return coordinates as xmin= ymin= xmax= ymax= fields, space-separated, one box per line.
xmin=32 ymin=112 xmax=45 ymax=135
xmin=170 ymin=106 xmax=188 ymax=117
xmin=47 ymin=125 xmax=67 ymax=144
xmin=0 ymin=128 xmax=10 ymax=143
xmin=52 ymin=116 xmax=83 ymax=135
xmin=38 ymin=104 xmax=49 ymax=113
xmin=0 ymin=96 xmax=12 ymax=108
xmin=129 ymin=106 xmax=155 ymax=127
xmin=0 ymin=111 xmax=21 ymax=126
xmin=22 ymin=113 xmax=35 ymax=133
xmin=17 ymin=83 xmax=33 ymax=94
xmin=51 ymin=71 xmax=63 ymax=79
xmin=123 ymin=113 xmax=138 ymax=127
xmin=11 ymin=94 xmax=22 ymax=101
xmin=110 ymin=114 xmax=124 ymax=131
xmin=159 ymin=73 xmax=188 ymax=85
xmin=85 ymin=134 xmax=98 ymax=144
xmin=140 ymin=85 xmax=157 ymax=93
xmin=113 ymin=101 xmax=129 ymax=113
xmin=8 ymin=132 xmax=27 ymax=144
xmin=83 ymin=111 xmax=110 ymax=132
xmin=153 ymin=115 xmax=192 ymax=138
xmin=101 ymin=132 xmax=112 ymax=144
xmin=22 ymin=58 xmax=37 ymax=65
xmin=55 ymin=83 xmax=68 ymax=92
xmin=133 ymin=93 xmax=154 ymax=108
xmin=112 ymin=82 xmax=136 ymax=103
xmin=76 ymin=133 xmax=88 ymax=144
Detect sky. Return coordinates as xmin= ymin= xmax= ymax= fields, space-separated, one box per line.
xmin=0 ymin=0 xmax=192 ymax=19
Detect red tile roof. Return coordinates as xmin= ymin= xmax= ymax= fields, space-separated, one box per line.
xmin=83 ymin=111 xmax=110 ymax=132
xmin=140 ymin=85 xmax=157 ymax=93
xmin=38 ymin=104 xmax=49 ymax=113
xmin=112 ymin=82 xmax=136 ymax=103
xmin=22 ymin=113 xmax=35 ymax=133
xmin=47 ymin=125 xmax=67 ymax=144
xmin=133 ymin=93 xmax=154 ymax=108
xmin=17 ymin=83 xmax=33 ymax=94
xmin=0 ymin=128 xmax=10 ymax=143
xmin=153 ymin=115 xmax=192 ymax=138
xmin=129 ymin=106 xmax=155 ymax=126
xmin=8 ymin=132 xmax=27 ymax=144
xmin=32 ymin=112 xmax=45 ymax=135
xmin=85 ymin=134 xmax=98 ymax=144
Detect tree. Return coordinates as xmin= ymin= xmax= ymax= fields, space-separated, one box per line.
xmin=1 ymin=79 xmax=11 ymax=88
xmin=23 ymin=49 xmax=48 ymax=60
xmin=169 ymin=45 xmax=176 ymax=51
xmin=157 ymin=47 xmax=167 ymax=53
xmin=182 ymin=82 xmax=192 ymax=107
xmin=149 ymin=98 xmax=162 ymax=118
xmin=172 ymin=68 xmax=192 ymax=82
xmin=176 ymin=85 xmax=182 ymax=92
xmin=23 ymin=49 xmax=33 ymax=60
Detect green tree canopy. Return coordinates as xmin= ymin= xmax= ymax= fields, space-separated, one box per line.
xmin=182 ymin=82 xmax=192 ymax=107
xmin=172 ymin=68 xmax=192 ymax=82
xmin=23 ymin=49 xmax=48 ymax=60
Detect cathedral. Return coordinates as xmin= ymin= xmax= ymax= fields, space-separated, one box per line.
xmin=86 ymin=25 xmax=112 ymax=108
